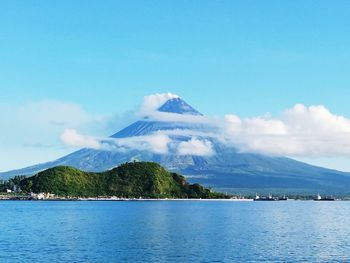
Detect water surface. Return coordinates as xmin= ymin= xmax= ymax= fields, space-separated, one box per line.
xmin=0 ymin=201 xmax=349 ymax=262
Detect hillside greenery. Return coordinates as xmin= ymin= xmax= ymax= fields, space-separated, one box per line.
xmin=19 ymin=162 xmax=229 ymax=198
xmin=0 ymin=175 xmax=26 ymax=192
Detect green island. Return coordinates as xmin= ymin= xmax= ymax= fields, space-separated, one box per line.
xmin=3 ymin=162 xmax=230 ymax=199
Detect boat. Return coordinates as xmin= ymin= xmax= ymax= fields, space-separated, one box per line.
xmin=278 ymin=195 xmax=288 ymax=201
xmin=253 ymin=193 xmax=277 ymax=201
xmin=313 ymin=194 xmax=335 ymax=201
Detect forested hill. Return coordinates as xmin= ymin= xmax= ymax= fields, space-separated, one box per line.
xmin=19 ymin=162 xmax=228 ymax=199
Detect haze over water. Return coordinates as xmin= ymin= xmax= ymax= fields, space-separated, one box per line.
xmin=0 ymin=201 xmax=349 ymax=262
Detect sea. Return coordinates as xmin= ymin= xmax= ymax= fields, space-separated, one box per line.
xmin=0 ymin=200 xmax=349 ymax=262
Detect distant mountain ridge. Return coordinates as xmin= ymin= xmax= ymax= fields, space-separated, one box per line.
xmin=2 ymin=97 xmax=350 ymax=194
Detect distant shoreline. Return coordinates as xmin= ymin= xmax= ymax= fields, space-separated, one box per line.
xmin=0 ymin=196 xmax=252 ymax=201
xmin=0 ymin=197 xmax=348 ymax=201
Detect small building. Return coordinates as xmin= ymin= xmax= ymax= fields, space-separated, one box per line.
xmin=6 ymin=189 xmax=12 ymax=193
xmin=37 ymin=193 xmax=45 ymax=200
xmin=30 ymin=192 xmax=55 ymax=200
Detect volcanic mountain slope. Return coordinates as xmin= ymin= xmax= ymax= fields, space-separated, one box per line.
xmin=2 ymin=97 xmax=350 ymax=194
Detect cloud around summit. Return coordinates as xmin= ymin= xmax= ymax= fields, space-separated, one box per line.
xmin=139 ymin=93 xmax=179 ymax=115
xmin=60 ymin=93 xmax=350 ymax=159
xmin=60 ymin=128 xmax=215 ymax=157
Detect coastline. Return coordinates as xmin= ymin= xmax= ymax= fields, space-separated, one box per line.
xmin=0 ymin=196 xmax=253 ymax=202
xmin=1 ymin=194 xmax=346 ymax=201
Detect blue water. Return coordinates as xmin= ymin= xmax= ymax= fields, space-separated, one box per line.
xmin=0 ymin=201 xmax=349 ymax=262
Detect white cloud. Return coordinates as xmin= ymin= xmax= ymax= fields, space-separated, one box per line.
xmin=18 ymin=100 xmax=93 ymax=128
xmin=0 ymin=100 xmax=103 ymax=149
xmin=60 ymin=129 xmax=102 ymax=149
xmin=137 ymin=93 xmax=218 ymax=127
xmin=143 ymin=110 xmax=216 ymax=125
xmin=0 ymin=99 xmax=133 ymax=147
xmin=284 ymin=104 xmax=350 ymax=134
xmin=60 ymin=99 xmax=350 ymax=159
xmin=113 ymin=133 xmax=171 ymax=154
xmin=139 ymin=92 xmax=179 ymax=115
xmin=2 ymin=92 xmax=350 ymax=173
xmin=0 ymin=100 xmax=106 ymax=171
xmin=224 ymin=104 xmax=350 ymax=157
xmin=177 ymin=137 xmax=215 ymax=156
xmin=59 ymin=129 xmax=216 ymax=157
xmin=60 ymin=129 xmax=172 ymax=154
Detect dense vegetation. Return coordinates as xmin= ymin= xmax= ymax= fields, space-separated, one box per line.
xmin=0 ymin=176 xmax=26 ymax=192
xmin=19 ymin=162 xmax=229 ymax=199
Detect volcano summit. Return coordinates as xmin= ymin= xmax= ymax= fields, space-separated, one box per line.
xmin=2 ymin=95 xmax=350 ymax=194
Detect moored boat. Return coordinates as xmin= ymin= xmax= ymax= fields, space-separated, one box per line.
xmin=254 ymin=193 xmax=277 ymax=201
xmin=278 ymin=195 xmax=288 ymax=201
xmin=313 ymin=194 xmax=335 ymax=201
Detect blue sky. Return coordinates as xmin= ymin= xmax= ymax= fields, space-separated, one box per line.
xmin=1 ymin=0 xmax=350 ymax=171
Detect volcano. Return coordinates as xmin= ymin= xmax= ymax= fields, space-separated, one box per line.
xmin=2 ymin=97 xmax=350 ymax=194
